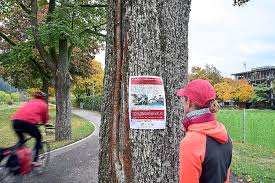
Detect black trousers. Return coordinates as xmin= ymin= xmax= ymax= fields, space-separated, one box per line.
xmin=12 ymin=120 xmax=42 ymax=162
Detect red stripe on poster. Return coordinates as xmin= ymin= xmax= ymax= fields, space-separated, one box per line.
xmin=131 ymin=110 xmax=164 ymax=119
xmin=131 ymin=78 xmax=162 ymax=85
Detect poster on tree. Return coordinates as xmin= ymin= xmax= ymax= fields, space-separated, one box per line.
xmin=129 ymin=76 xmax=166 ymax=129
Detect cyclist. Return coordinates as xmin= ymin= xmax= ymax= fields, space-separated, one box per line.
xmin=11 ymin=91 xmax=49 ymax=166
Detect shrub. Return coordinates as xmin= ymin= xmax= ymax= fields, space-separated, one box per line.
xmin=0 ymin=91 xmax=12 ymax=104
xmin=76 ymin=95 xmax=102 ymax=112
xmin=10 ymin=93 xmax=21 ymax=103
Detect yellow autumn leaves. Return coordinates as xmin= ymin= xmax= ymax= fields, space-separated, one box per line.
xmin=214 ymin=78 xmax=254 ymax=102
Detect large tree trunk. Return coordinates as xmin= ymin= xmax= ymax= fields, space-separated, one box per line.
xmin=42 ymin=78 xmax=49 ymax=103
xmin=99 ymin=0 xmax=191 ymax=182
xmin=55 ymin=38 xmax=72 ymax=140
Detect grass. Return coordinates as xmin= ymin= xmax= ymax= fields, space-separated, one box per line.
xmin=0 ymin=105 xmax=95 ymax=150
xmin=217 ymin=109 xmax=275 ymax=183
xmin=232 ymin=142 xmax=275 ymax=183
xmin=217 ymin=109 xmax=275 ymax=149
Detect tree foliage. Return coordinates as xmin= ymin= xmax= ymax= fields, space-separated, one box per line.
xmin=214 ymin=78 xmax=235 ymax=102
xmin=252 ymin=83 xmax=269 ymax=103
xmin=233 ymin=80 xmax=254 ymax=102
xmin=215 ymin=79 xmax=254 ymax=103
xmin=72 ymin=60 xmax=104 ymax=98
xmin=189 ymin=64 xmax=223 ymax=85
xmin=0 ymin=1 xmax=106 ymax=92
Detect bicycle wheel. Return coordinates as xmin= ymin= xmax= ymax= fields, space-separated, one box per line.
xmin=0 ymin=158 xmax=21 ymax=183
xmin=33 ymin=141 xmax=50 ymax=175
xmin=0 ymin=155 xmax=11 ymax=182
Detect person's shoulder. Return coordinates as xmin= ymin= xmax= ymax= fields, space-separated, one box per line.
xmin=180 ymin=131 xmax=207 ymax=158
xmin=181 ymin=131 xmax=206 ymax=146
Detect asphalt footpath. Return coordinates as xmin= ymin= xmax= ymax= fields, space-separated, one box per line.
xmin=18 ymin=109 xmax=241 ymax=183
xmin=21 ymin=109 xmax=100 ymax=183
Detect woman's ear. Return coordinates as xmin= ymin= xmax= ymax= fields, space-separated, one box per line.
xmin=186 ymin=97 xmax=192 ymax=108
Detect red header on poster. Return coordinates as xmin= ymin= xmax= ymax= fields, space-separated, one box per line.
xmin=131 ymin=78 xmax=162 ymax=85
xmin=131 ymin=110 xmax=165 ymax=120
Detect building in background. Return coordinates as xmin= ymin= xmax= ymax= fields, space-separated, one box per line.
xmin=232 ymin=66 xmax=275 ymax=106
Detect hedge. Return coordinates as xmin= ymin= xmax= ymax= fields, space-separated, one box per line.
xmin=75 ymin=96 xmax=102 ymax=112
xmin=0 ymin=91 xmax=23 ymax=105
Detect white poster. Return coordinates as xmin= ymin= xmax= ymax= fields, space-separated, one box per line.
xmin=129 ymin=76 xmax=166 ymax=129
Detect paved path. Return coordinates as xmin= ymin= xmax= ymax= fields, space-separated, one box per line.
xmin=18 ymin=109 xmax=241 ymax=183
xmin=22 ymin=109 xmax=101 ymax=183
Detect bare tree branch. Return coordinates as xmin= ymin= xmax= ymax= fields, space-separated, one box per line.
xmin=15 ymin=0 xmax=31 ymax=15
xmin=30 ymin=0 xmax=56 ymax=71
xmin=80 ymin=4 xmax=107 ymax=8
xmin=0 ymin=32 xmax=16 ymax=46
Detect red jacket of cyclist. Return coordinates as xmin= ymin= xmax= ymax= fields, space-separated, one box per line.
xmin=11 ymin=91 xmax=49 ymax=162
xmin=177 ymin=79 xmax=232 ymax=183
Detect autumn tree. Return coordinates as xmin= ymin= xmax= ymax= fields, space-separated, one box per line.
xmin=189 ymin=64 xmax=223 ymax=85
xmin=233 ymin=79 xmax=254 ymax=102
xmin=72 ymin=60 xmax=104 ymax=98
xmin=215 ymin=78 xmax=236 ymax=102
xmin=0 ymin=0 xmax=106 ymax=140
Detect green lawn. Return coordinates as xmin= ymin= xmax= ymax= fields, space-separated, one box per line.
xmin=217 ymin=109 xmax=275 ymax=149
xmin=0 ymin=106 xmax=95 ymax=150
xmin=217 ymin=109 xmax=275 ymax=183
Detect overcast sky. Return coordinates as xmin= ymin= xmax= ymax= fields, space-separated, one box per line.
xmin=96 ymin=0 xmax=275 ymax=77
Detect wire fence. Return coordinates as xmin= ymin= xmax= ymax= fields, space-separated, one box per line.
xmin=217 ymin=109 xmax=275 ymax=149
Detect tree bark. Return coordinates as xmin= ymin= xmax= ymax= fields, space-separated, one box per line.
xmin=99 ymin=0 xmax=191 ymax=182
xmin=55 ymin=37 xmax=72 ymax=140
xmin=42 ymin=78 xmax=49 ymax=103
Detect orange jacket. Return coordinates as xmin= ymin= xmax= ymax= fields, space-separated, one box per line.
xmin=179 ymin=120 xmax=232 ymax=183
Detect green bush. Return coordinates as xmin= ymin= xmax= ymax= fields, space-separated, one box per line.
xmin=10 ymin=93 xmax=21 ymax=103
xmin=76 ymin=96 xmax=102 ymax=112
xmin=71 ymin=95 xmax=78 ymax=107
xmin=0 ymin=91 xmax=12 ymax=104
xmin=0 ymin=91 xmax=24 ymax=104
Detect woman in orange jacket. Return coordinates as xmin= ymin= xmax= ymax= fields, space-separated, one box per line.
xmin=177 ymin=79 xmax=232 ymax=183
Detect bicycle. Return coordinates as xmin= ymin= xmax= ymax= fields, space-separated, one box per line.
xmin=0 ymin=125 xmax=50 ymax=182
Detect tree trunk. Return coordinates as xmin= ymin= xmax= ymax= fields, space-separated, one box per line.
xmin=55 ymin=38 xmax=72 ymax=140
xmin=99 ymin=0 xmax=191 ymax=182
xmin=42 ymin=77 xmax=49 ymax=103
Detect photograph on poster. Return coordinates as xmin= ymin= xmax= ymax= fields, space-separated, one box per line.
xmin=130 ymin=94 xmax=164 ymax=106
